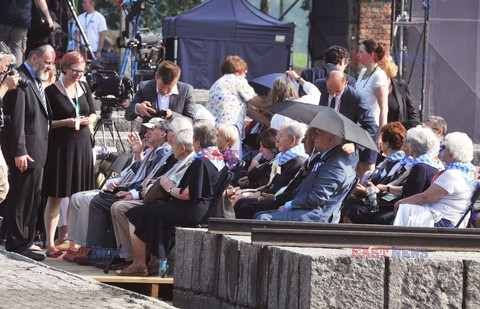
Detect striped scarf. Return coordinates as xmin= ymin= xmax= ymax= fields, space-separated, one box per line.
xmin=193 ymin=146 xmax=225 ymax=171
xmin=446 ymin=162 xmax=478 ymax=183
xmin=385 ymin=151 xmax=406 ymax=162
xmin=404 ymin=152 xmax=444 ymax=171
xmin=277 ymin=144 xmax=308 ymax=166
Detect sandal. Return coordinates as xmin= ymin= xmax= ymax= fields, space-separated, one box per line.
xmin=116 ymin=265 xmax=148 ymax=276
xmin=46 ymin=247 xmax=64 ymax=258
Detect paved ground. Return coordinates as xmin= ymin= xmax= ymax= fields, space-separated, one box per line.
xmin=0 ymin=249 xmax=175 ymax=309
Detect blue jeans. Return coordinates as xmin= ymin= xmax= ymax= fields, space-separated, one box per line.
xmin=434 ymin=218 xmax=455 ymax=228
xmin=255 ymin=209 xmax=326 ymax=222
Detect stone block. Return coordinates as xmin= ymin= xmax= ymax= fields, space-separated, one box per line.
xmin=217 ymin=235 xmax=241 ymax=303
xmin=309 ymin=251 xmax=385 ymax=308
xmin=173 ymin=228 xmax=200 ymax=290
xmin=462 ymin=259 xmax=480 ymax=309
xmin=388 ymin=256 xmax=463 ymax=308
xmin=256 ymin=245 xmax=271 ymax=308
xmin=237 ymin=242 xmax=261 ymax=308
xmin=189 ymin=229 xmax=206 ymax=294
xmin=199 ymin=231 xmax=222 ymax=296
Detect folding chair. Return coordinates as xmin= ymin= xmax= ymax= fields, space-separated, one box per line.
xmin=455 ymin=182 xmax=480 ymax=228
xmin=97 ymin=152 xmax=133 ymax=189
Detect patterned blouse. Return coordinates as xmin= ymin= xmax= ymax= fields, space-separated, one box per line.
xmin=207 ymin=74 xmax=256 ymax=138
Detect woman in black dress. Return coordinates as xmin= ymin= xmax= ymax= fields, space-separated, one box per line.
xmin=43 ymin=52 xmax=97 ymax=257
xmin=118 ymin=125 xmax=225 ymax=276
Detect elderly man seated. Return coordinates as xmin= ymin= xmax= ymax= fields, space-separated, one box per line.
xmin=232 ymin=122 xmax=308 ymax=213
xmin=255 ymin=127 xmax=358 ymax=223
xmin=65 ymin=118 xmax=171 ymax=260
xmin=109 ymin=118 xmax=194 ymax=270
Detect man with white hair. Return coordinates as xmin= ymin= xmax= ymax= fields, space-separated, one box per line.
xmin=233 ymin=122 xmax=308 ymax=212
xmin=256 ymin=128 xmax=358 ymax=223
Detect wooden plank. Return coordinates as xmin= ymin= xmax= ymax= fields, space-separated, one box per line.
xmin=91 ymin=275 xmax=174 ymax=284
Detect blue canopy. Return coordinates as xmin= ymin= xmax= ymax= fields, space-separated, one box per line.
xmin=163 ymin=0 xmax=295 ymax=89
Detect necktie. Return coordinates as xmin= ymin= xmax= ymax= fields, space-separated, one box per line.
xmin=329 ymin=97 xmax=336 ymax=109
xmin=35 ymin=78 xmax=47 ymax=111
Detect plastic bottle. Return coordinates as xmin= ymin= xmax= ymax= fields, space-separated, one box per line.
xmin=366 ymin=183 xmax=379 ymax=212
xmin=159 ymin=259 xmax=168 ymax=278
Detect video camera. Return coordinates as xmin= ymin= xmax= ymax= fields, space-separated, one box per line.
xmin=117 ymin=28 xmax=164 ymax=71
xmin=85 ymin=68 xmax=134 ymax=102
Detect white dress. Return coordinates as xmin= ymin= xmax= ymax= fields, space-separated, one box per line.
xmin=355 ymin=67 xmax=388 ymax=126
xmin=270 ymin=81 xmax=321 ymax=130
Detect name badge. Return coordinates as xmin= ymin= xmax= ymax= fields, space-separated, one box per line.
xmin=276 ymin=166 xmax=281 ymax=175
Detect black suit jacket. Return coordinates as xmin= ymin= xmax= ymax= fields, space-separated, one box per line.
xmin=315 ymin=79 xmax=378 ymax=138
xmin=1 ymin=63 xmax=51 ymax=169
xmin=391 ymin=78 xmax=419 ymax=122
xmin=125 ymin=80 xmax=196 ymax=122
xmin=260 ymin=156 xmax=306 ymax=195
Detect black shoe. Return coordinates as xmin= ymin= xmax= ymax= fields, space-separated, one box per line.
xmin=14 ymin=248 xmax=45 ymax=261
xmin=74 ymin=255 xmax=97 ymax=266
xmin=95 ymin=258 xmax=114 ymax=269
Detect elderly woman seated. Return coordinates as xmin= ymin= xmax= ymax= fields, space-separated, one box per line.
xmin=354 ymin=125 xmax=444 ymax=225
xmin=393 ymin=132 xmax=477 ymax=228
xmin=117 ymin=125 xmax=225 ymax=276
xmin=343 ymin=122 xmax=407 ymax=222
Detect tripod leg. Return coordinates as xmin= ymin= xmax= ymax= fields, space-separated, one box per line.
xmin=113 ymin=121 xmax=126 ymax=152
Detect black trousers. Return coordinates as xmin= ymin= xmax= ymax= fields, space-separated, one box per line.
xmin=235 ymin=198 xmax=279 ymax=219
xmin=85 ymin=194 xmax=118 ymax=248
xmin=4 ymin=167 xmax=43 ymax=252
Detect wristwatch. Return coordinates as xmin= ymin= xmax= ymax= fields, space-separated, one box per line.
xmin=387 ymin=186 xmax=391 ymax=193
xmin=168 ymin=186 xmax=174 ymax=193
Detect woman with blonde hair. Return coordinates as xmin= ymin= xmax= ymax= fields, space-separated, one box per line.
xmin=269 ymin=70 xmax=320 ymax=130
xmin=379 ymin=55 xmax=419 ymax=122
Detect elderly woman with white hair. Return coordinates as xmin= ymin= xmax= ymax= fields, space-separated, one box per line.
xmin=355 ymin=125 xmax=444 ymax=225
xmin=394 ymin=132 xmax=477 ymax=227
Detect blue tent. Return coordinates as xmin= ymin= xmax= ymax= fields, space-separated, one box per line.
xmin=162 ymin=0 xmax=295 ymax=89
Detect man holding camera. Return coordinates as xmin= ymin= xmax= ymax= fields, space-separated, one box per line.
xmin=0 ymin=42 xmax=19 ymax=207
xmin=125 ymin=61 xmax=196 ymax=124
xmin=0 ymin=42 xmax=55 ymax=261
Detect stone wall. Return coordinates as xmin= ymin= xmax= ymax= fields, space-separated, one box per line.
xmin=173 ymin=228 xmax=480 ymax=309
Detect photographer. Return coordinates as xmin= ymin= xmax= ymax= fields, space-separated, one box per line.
xmin=125 ymin=61 xmax=196 ymax=124
xmin=0 ymin=41 xmax=19 ymax=203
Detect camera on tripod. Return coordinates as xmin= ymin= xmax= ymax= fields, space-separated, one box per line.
xmin=117 ymin=28 xmax=164 ymax=71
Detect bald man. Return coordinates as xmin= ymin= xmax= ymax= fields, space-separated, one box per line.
xmin=314 ymin=70 xmax=378 ymax=176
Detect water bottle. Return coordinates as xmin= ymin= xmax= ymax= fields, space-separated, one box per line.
xmin=159 ymin=259 xmax=168 ymax=278
xmin=366 ymin=183 xmax=379 ymax=212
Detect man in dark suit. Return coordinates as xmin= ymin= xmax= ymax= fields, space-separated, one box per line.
xmin=125 ymin=60 xmax=196 ymax=123
xmin=256 ymin=128 xmax=358 ymax=223
xmin=315 ymin=70 xmax=378 ymax=175
xmin=300 ymin=45 xmax=356 ymax=95
xmin=1 ymin=42 xmax=54 ymax=260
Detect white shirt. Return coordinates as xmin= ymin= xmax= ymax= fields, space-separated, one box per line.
xmin=355 ymin=67 xmax=388 ymax=125
xmin=78 ymin=11 xmax=107 ymax=52
xmin=427 ymin=169 xmax=474 ymax=224
xmin=270 ymin=81 xmax=321 ymax=130
xmin=327 ymin=91 xmax=344 ymax=112
xmin=156 ymin=83 xmax=179 ymax=110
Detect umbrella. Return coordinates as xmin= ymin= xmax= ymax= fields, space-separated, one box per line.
xmin=268 ymin=100 xmax=378 ymax=151
xmin=249 ymin=73 xmax=286 ymax=96
xmin=309 ymin=106 xmax=378 ymax=152
xmin=268 ymin=100 xmax=322 ymax=124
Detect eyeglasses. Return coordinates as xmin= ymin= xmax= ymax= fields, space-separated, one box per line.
xmin=70 ymin=68 xmax=85 ymax=75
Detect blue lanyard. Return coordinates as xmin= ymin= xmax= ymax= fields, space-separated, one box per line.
xmin=60 ymin=78 xmax=80 ymax=117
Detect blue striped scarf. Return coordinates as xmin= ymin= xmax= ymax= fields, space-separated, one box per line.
xmin=446 ymin=162 xmax=478 ymax=183
xmin=385 ymin=151 xmax=406 ymax=162
xmin=404 ymin=152 xmax=444 ymax=171
xmin=277 ymin=144 xmax=308 ymax=166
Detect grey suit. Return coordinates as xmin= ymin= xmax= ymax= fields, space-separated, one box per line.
xmin=256 ymin=145 xmax=358 ymax=223
xmin=125 ymin=80 xmax=196 ymax=122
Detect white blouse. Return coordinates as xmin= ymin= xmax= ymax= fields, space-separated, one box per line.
xmin=356 ymin=67 xmax=388 ymax=125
